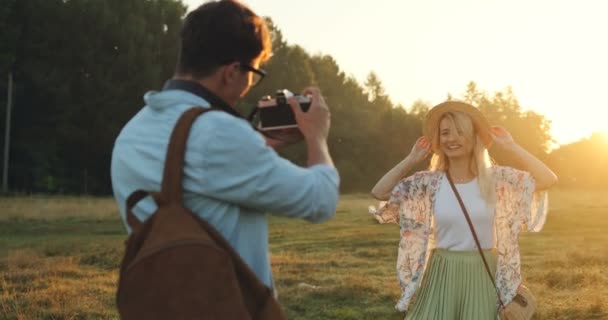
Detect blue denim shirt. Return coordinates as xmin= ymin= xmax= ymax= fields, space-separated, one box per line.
xmin=111 ymin=85 xmax=340 ymax=287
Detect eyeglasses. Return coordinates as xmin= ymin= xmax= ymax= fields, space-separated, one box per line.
xmin=240 ymin=63 xmax=266 ymax=87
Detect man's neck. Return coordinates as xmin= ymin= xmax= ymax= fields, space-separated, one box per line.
xmin=164 ymin=77 xmax=243 ymax=119
xmin=172 ymin=75 xmax=233 ymax=105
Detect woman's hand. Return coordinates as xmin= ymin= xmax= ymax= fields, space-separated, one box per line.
xmin=490 ymin=126 xmax=516 ymax=148
xmin=407 ymin=136 xmax=431 ymax=163
xmin=371 ymin=136 xmax=430 ymax=200
xmin=490 ymin=125 xmax=558 ymax=190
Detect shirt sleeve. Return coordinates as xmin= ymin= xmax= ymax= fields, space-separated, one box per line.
xmin=196 ymin=112 xmax=340 ymax=223
xmin=494 ymin=166 xmax=549 ymax=232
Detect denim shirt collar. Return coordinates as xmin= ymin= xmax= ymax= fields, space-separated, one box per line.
xmin=162 ymin=79 xmax=245 ymax=120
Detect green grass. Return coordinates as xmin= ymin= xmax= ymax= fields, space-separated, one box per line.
xmin=1 ymin=190 xmax=607 ymax=319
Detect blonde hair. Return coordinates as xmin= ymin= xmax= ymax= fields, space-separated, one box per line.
xmin=429 ymin=111 xmax=495 ymax=203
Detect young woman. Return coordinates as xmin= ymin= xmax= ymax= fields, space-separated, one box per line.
xmin=370 ymin=101 xmax=557 ymax=319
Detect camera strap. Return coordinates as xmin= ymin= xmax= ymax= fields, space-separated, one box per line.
xmin=246 ymin=105 xmax=260 ymax=122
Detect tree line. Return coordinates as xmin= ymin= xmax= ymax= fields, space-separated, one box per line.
xmin=0 ymin=0 xmax=605 ymax=194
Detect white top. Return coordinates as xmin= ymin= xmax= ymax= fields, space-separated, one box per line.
xmin=434 ymin=175 xmax=495 ymax=250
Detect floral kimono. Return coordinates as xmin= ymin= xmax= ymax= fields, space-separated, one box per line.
xmin=369 ymin=166 xmax=548 ymax=312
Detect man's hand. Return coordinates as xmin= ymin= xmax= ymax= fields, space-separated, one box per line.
xmin=287 ymin=87 xmax=330 ymax=144
xmin=263 ymin=128 xmax=303 ymax=149
xmin=287 ymin=87 xmax=333 ymax=167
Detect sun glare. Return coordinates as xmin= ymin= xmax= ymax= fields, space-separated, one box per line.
xmin=599 ymin=132 xmax=608 ymax=145
xmin=584 ymin=132 xmax=608 ymax=149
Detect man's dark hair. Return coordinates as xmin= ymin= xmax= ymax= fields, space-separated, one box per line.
xmin=176 ymin=0 xmax=272 ymax=78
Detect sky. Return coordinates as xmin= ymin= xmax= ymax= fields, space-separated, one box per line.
xmin=183 ymin=0 xmax=608 ymax=146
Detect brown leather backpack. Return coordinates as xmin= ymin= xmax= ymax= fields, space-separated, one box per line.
xmin=116 ymin=107 xmax=287 ymax=320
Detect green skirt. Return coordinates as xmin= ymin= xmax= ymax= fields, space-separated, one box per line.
xmin=405 ymin=249 xmax=498 ymax=320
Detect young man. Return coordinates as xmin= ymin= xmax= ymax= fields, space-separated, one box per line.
xmin=111 ymin=0 xmax=339 ymax=290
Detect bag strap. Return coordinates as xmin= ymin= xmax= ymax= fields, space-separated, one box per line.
xmin=445 ymin=171 xmax=506 ymax=309
xmin=161 ymin=107 xmax=216 ymax=204
xmin=125 ymin=107 xmax=216 ymax=229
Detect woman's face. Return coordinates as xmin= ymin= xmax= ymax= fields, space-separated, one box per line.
xmin=439 ymin=116 xmax=474 ymax=160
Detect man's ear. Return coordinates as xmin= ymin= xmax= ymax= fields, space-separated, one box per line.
xmin=220 ymin=62 xmax=241 ymax=85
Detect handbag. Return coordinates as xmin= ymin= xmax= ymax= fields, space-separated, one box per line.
xmin=445 ymin=171 xmax=536 ymax=320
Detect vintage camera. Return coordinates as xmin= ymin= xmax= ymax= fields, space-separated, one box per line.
xmin=257 ymin=89 xmax=312 ymax=131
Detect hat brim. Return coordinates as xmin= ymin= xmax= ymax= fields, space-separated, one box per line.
xmin=423 ymin=101 xmax=493 ymax=151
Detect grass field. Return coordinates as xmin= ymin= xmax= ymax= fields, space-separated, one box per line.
xmin=1 ymin=189 xmax=607 ymax=319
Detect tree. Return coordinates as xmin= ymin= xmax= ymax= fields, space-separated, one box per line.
xmin=457 ymin=81 xmax=553 ymax=167
xmin=0 ymin=5 xmax=560 ymax=194
xmin=364 ymin=72 xmax=385 ymax=102
xmin=548 ymin=132 xmax=608 ymax=188
xmin=409 ymin=99 xmax=431 ymax=120
xmin=3 ymin=0 xmax=186 ymax=194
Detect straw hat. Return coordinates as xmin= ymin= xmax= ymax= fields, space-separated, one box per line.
xmin=423 ymin=101 xmax=493 ymax=151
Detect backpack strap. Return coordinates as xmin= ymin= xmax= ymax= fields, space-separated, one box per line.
xmin=125 ymin=190 xmax=164 ymax=233
xmin=161 ymin=107 xmax=216 ymax=204
xmin=125 ymin=107 xmax=216 ymax=230
xmin=125 ymin=190 xmax=149 ymax=233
